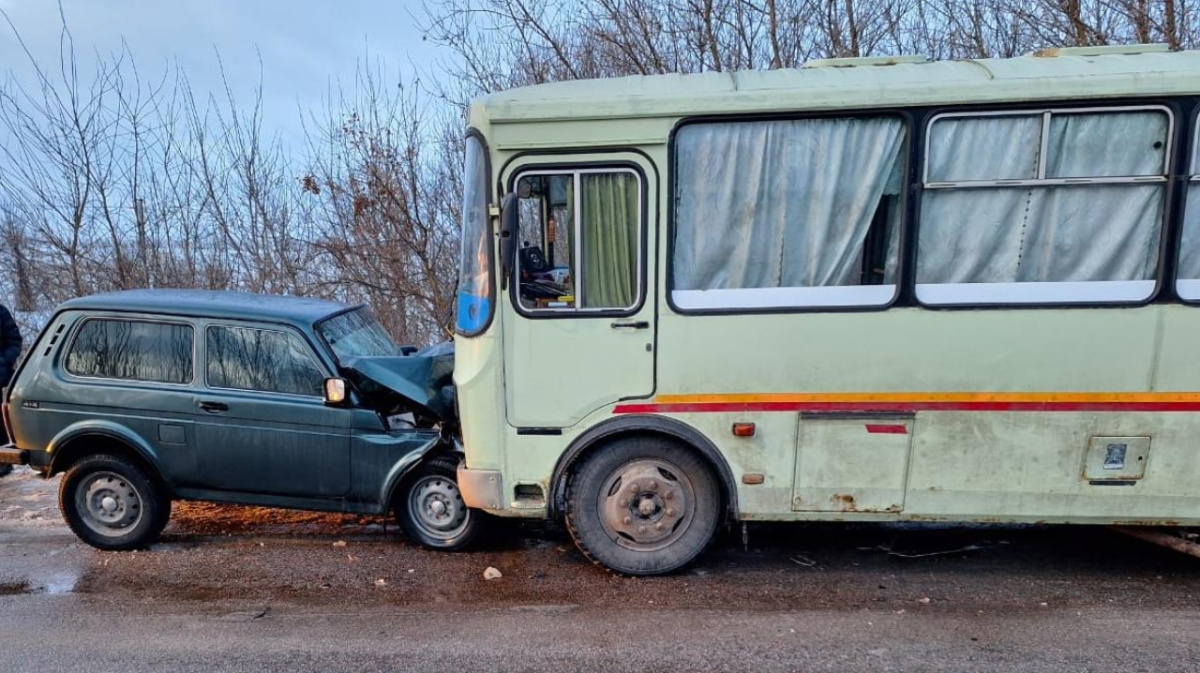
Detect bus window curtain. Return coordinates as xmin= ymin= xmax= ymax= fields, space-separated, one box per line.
xmin=918 ymin=112 xmax=1165 ymax=286
xmin=673 ymin=117 xmax=906 ymax=292
xmin=581 ymin=173 xmax=637 ymax=308
xmin=1179 ymin=185 xmax=1200 ymax=281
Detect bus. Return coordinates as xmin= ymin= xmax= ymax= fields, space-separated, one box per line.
xmin=451 ymin=44 xmax=1200 ymax=575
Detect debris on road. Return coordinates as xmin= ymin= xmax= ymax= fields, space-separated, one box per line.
xmin=789 ymin=554 xmax=818 ymax=568
xmin=333 ymin=541 xmax=347 ymax=547
xmin=857 ymin=540 xmax=985 ymax=559
xmin=917 ymin=597 xmax=932 ymax=605
xmin=483 ymin=566 xmax=503 ymax=580
xmin=374 ymin=578 xmax=387 ymax=588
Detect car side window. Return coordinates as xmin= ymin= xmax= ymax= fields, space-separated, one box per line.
xmin=205 ymin=325 xmax=326 ymax=397
xmin=65 ymin=319 xmax=193 ymax=384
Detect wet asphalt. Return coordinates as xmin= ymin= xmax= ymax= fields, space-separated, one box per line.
xmin=2 ymin=466 xmax=1199 ymax=672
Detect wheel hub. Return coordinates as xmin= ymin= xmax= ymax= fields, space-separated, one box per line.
xmin=77 ymin=471 xmax=143 ymax=536
xmin=409 ymin=475 xmax=470 ymax=540
xmin=599 ymin=459 xmax=695 ymax=552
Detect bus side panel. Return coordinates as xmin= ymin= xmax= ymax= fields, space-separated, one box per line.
xmin=653 ymin=305 xmax=1196 ymax=522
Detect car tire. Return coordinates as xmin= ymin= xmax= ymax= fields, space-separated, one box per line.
xmin=0 ymin=464 xmax=12 ymax=478
xmin=565 ymin=436 xmax=721 ymax=576
xmin=396 ymin=455 xmax=482 ymax=551
xmin=59 ymin=454 xmax=171 ymax=551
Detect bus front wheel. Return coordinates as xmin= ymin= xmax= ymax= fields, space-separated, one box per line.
xmin=565 ymin=436 xmax=720 ymax=575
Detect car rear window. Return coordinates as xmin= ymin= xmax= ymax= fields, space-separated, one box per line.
xmin=65 ymin=319 xmax=194 ymax=384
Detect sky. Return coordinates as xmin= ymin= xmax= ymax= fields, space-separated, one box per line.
xmin=0 ymin=0 xmax=451 ymax=147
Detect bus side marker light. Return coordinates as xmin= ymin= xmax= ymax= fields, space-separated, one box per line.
xmin=865 ymin=424 xmax=907 ymax=434
xmin=732 ymin=423 xmax=756 ymax=437
xmin=742 ymin=474 xmax=765 ymax=485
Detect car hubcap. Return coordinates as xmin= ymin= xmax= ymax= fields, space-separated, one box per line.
xmin=409 ymin=475 xmax=469 ymax=540
xmin=77 ymin=471 xmax=144 ymax=537
xmin=599 ymin=459 xmax=696 ymax=552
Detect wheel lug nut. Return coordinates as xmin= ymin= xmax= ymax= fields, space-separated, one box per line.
xmin=623 ymin=517 xmax=632 ymax=525
xmin=664 ymin=490 xmax=674 ymax=500
xmin=638 ymin=525 xmax=646 ymax=533
xmin=629 ymin=483 xmax=639 ymax=493
xmin=620 ymin=499 xmax=630 ymax=507
xmin=655 ymin=523 xmax=664 ymax=531
xmin=648 ymin=480 xmax=657 ymax=490
xmin=667 ymin=509 xmax=675 ymax=517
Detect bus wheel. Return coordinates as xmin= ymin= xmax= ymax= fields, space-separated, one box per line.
xmin=566 ymin=436 xmax=720 ymax=575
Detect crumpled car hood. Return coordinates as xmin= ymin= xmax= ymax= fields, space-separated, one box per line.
xmin=340 ymin=342 xmax=455 ymax=421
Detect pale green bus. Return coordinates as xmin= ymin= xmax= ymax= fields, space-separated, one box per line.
xmin=452 ymin=45 xmax=1200 ymax=575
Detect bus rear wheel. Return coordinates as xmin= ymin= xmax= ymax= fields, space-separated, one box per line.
xmin=565 ymin=436 xmax=720 ymax=575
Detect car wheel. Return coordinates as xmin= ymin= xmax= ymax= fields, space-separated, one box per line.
xmin=396 ymin=455 xmax=482 ymax=551
xmin=566 ymin=436 xmax=721 ymax=576
xmin=59 ymin=454 xmax=171 ymax=551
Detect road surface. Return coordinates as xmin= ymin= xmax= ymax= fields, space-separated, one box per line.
xmin=2 ymin=466 xmax=1198 ymax=672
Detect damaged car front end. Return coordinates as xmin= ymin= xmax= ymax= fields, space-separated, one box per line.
xmin=315 ymin=307 xmax=479 ymax=550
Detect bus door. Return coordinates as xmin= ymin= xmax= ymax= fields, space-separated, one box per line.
xmin=500 ymin=159 xmax=656 ymax=429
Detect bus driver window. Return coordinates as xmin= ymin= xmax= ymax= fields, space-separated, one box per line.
xmin=515 ymin=169 xmax=640 ymax=313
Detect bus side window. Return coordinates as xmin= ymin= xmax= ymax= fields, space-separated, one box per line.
xmin=514 ymin=170 xmax=640 ymax=313
xmin=917 ymin=108 xmax=1170 ymax=306
xmin=672 ymin=116 xmax=907 ymax=311
xmin=1176 ymin=121 xmax=1200 ymax=300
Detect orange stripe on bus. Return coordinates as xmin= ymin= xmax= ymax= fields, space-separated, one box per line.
xmin=613 ymin=392 xmax=1200 ymax=415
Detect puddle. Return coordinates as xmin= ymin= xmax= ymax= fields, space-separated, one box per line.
xmin=38 ymin=572 xmax=79 ymax=595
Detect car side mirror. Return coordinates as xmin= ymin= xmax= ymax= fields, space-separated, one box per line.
xmin=498 ymin=192 xmax=518 ymax=290
xmin=323 ymin=378 xmax=349 ymax=407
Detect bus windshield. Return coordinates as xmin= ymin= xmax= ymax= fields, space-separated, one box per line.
xmin=456 ymin=134 xmax=493 ymax=335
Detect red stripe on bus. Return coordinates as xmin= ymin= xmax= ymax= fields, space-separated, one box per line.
xmin=612 ymin=401 xmax=1200 ymax=414
xmin=865 ymin=424 xmax=908 ymax=434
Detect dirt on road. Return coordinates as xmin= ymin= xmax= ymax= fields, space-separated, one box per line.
xmin=3 ymin=465 xmax=1198 ymax=612
xmin=3 ymin=465 xmax=1200 ymax=672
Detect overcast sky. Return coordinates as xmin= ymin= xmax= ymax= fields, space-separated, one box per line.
xmin=0 ymin=0 xmax=448 ymax=147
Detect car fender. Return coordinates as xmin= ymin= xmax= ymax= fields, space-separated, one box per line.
xmin=46 ymin=420 xmax=161 ymax=474
xmin=377 ymin=434 xmax=445 ymax=509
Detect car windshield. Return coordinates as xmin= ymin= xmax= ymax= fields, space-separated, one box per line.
xmin=317 ymin=308 xmax=399 ymax=362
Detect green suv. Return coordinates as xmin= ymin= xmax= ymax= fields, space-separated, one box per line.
xmin=0 ymin=290 xmax=481 ymax=551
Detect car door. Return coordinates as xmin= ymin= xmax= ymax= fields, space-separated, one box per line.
xmin=192 ymin=322 xmax=351 ymax=498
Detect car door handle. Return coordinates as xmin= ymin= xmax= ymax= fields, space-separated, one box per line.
xmin=610 ymin=320 xmax=650 ymax=330
xmin=198 ymin=401 xmax=229 ymax=414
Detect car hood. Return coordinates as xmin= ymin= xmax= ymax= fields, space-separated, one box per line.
xmin=340 ymin=342 xmax=455 ymax=421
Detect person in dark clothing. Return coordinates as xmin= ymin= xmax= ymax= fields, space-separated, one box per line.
xmin=0 ymin=303 xmax=22 ymax=477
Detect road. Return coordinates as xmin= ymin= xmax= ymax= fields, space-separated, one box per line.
xmin=2 ymin=466 xmax=1199 ymax=672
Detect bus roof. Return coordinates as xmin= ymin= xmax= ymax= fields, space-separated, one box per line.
xmin=472 ymin=46 xmax=1200 ymax=128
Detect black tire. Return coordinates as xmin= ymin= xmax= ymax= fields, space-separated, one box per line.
xmin=0 ymin=464 xmax=12 ymax=478
xmin=566 ymin=436 xmax=721 ymax=576
xmin=396 ymin=455 xmax=482 ymax=551
xmin=59 ymin=454 xmax=171 ymax=551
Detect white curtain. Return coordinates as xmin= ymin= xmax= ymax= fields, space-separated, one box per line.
xmin=1045 ymin=112 xmax=1168 ymax=178
xmin=673 ymin=117 xmax=905 ymax=292
xmin=1175 ymin=124 xmax=1200 ymax=292
xmin=1178 ymin=186 xmax=1200 ymax=282
xmin=926 ymin=116 xmax=1041 ymax=182
xmin=920 ymin=185 xmax=1163 ymax=284
xmin=919 ymin=111 xmax=1166 ymax=290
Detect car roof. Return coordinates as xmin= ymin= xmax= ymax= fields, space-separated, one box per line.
xmin=57 ymin=290 xmax=357 ymax=326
